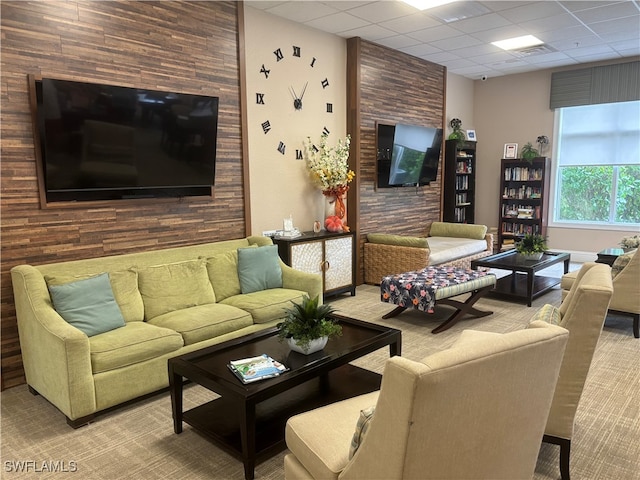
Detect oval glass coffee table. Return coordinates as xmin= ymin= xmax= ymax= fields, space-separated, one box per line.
xmin=471 ymin=250 xmax=571 ymax=306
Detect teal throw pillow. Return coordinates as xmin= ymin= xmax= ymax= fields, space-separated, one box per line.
xmin=237 ymin=245 xmax=283 ymax=294
xmin=48 ymin=273 xmax=126 ymax=337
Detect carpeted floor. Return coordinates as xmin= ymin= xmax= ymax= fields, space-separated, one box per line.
xmin=2 ymin=274 xmax=639 ymax=479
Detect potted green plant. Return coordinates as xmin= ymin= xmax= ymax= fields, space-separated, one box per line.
xmin=516 ymin=233 xmax=548 ymax=260
xmin=277 ymin=295 xmax=342 ymax=354
xmin=520 ymin=142 xmax=539 ymax=162
xmin=447 ymin=118 xmax=466 ymax=143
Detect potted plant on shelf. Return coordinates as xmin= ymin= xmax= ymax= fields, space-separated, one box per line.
xmin=516 ymin=233 xmax=548 ymax=260
xmin=520 ymin=142 xmax=539 ymax=162
xmin=277 ymin=295 xmax=342 ymax=354
xmin=448 ymin=118 xmax=466 ymax=144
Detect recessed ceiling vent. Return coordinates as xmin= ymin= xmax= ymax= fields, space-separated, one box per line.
xmin=511 ymin=44 xmax=557 ymax=57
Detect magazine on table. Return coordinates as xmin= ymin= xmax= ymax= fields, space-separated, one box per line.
xmin=228 ymin=354 xmax=288 ymax=384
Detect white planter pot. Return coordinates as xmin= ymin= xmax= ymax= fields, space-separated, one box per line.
xmin=518 ymin=252 xmax=544 ymax=261
xmin=287 ymin=336 xmax=328 ymax=355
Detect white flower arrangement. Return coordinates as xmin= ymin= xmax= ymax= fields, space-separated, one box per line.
xmin=304 ymin=133 xmax=354 ymax=195
xmin=620 ymin=234 xmax=640 ymax=249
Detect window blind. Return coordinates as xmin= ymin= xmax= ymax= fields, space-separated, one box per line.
xmin=550 ymin=60 xmax=639 ymax=109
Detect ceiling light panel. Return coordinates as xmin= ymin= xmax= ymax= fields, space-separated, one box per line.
xmin=492 ymin=34 xmax=544 ymax=50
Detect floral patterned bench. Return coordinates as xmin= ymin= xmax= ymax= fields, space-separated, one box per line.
xmin=380 ymin=266 xmax=497 ymax=333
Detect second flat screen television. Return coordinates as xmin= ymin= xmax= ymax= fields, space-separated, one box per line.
xmin=376 ymin=122 xmax=443 ymax=188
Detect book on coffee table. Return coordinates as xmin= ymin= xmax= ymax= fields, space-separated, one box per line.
xmin=228 ymin=354 xmax=288 ymax=384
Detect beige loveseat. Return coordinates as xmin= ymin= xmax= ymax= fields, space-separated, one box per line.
xmin=364 ymin=222 xmax=493 ymax=284
xmin=10 ymin=236 xmax=322 ymax=427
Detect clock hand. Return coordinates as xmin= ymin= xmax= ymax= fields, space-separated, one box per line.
xmin=299 ymin=82 xmax=308 ymax=100
xmin=289 ymin=86 xmax=298 ymax=101
xmin=290 ymin=85 xmax=303 ymax=110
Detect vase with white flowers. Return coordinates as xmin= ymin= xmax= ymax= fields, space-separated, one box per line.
xmin=305 ymin=133 xmax=354 ymax=232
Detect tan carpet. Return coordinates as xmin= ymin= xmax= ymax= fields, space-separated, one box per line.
xmin=2 ymin=281 xmax=639 ymax=479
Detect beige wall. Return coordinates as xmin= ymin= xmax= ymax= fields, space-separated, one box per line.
xmin=243 ymin=6 xmax=347 ymax=235
xmin=445 ymin=73 xmax=475 ymax=138
xmin=468 ymin=61 xmax=638 ymax=259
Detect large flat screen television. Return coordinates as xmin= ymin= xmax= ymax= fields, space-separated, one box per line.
xmin=31 ymin=76 xmax=219 ymax=203
xmin=376 ymin=122 xmax=443 ymax=188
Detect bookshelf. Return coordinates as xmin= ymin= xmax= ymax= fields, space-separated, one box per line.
xmin=443 ymin=140 xmax=476 ymax=223
xmin=498 ymin=157 xmax=551 ymax=251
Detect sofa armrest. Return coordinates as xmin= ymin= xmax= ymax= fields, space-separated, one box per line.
xmin=364 ymin=243 xmax=430 ymax=285
xmin=10 ymin=265 xmax=95 ymax=420
xmin=280 ymin=262 xmax=323 ymax=303
xmin=484 ymin=233 xmax=494 ymax=253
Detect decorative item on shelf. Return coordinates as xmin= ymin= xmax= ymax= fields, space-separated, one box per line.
xmin=277 ymin=295 xmax=342 ymax=354
xmin=504 ymin=143 xmax=518 ymax=159
xmin=536 ymin=135 xmax=549 ymax=156
xmin=448 ymin=118 xmax=466 ymax=144
xmin=620 ymin=234 xmax=640 ymax=251
xmin=305 ymin=133 xmax=353 ymax=231
xmin=520 ymin=142 xmax=540 ymax=162
xmin=516 ymin=233 xmax=548 ymax=260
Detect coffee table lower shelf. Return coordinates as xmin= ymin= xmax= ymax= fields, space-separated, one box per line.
xmin=182 ymin=364 xmax=381 ymax=466
xmin=491 ymin=273 xmax=561 ymax=305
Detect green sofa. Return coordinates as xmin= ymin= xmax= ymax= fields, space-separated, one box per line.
xmin=10 ymin=236 xmax=322 ymax=427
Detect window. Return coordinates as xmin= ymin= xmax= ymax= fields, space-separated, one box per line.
xmin=553 ymin=101 xmax=640 ymax=226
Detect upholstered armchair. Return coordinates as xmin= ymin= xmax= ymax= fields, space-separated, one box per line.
xmin=544 ymin=262 xmax=614 ymax=480
xmin=561 ymin=249 xmax=639 ymax=338
xmin=284 ymin=322 xmax=569 ymax=480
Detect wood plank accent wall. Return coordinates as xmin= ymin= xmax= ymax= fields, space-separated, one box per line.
xmin=0 ymin=1 xmax=244 ymax=390
xmin=346 ymin=38 xmax=446 ymax=284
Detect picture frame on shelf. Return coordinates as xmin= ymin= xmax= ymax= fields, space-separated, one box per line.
xmin=504 ymin=143 xmax=518 ymax=159
xmin=466 ymin=130 xmax=476 ymax=141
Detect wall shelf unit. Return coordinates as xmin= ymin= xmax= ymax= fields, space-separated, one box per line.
xmin=498 ymin=157 xmax=551 ymax=251
xmin=443 ymin=140 xmax=476 ymax=224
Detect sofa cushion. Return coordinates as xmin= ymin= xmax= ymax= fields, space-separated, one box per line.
xmin=147 ymin=303 xmax=253 ymax=345
xmin=45 ymin=269 xmax=144 ymax=323
xmin=137 ymin=259 xmax=216 ymax=320
xmin=349 ymin=406 xmax=376 ymax=459
xmin=426 ymin=237 xmax=488 ymax=265
xmin=205 ymin=248 xmax=255 ymax=302
xmin=48 ymin=273 xmax=126 ymax=337
xmin=221 ymin=288 xmax=305 ymax=324
xmin=89 ymin=321 xmax=183 ymax=373
xmin=429 ymin=222 xmax=487 ymax=240
xmin=366 ymin=233 xmax=429 ymax=248
xmin=237 ymin=245 xmax=283 ymax=294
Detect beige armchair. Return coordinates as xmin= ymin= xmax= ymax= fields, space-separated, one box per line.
xmin=544 ymin=262 xmax=614 ymax=480
xmin=561 ymin=249 xmax=639 ymax=338
xmin=284 ymin=322 xmax=568 ymax=480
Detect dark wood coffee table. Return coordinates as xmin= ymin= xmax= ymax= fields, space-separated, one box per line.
xmin=168 ymin=315 xmax=401 ymax=480
xmin=471 ymin=250 xmax=570 ymax=306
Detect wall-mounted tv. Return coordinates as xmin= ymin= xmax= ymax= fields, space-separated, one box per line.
xmin=376 ymin=122 xmax=443 ymax=188
xmin=30 ymin=76 xmax=219 ymax=203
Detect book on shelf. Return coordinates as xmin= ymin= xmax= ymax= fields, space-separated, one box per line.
xmin=228 ymin=354 xmax=288 ymax=384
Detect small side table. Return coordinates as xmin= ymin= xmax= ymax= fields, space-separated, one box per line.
xmin=596 ymin=248 xmax=624 ymax=266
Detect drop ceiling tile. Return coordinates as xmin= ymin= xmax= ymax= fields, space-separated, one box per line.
xmin=572 ymin=2 xmax=640 ymax=23
xmin=480 ymin=1 xmax=539 ymax=13
xmin=449 ymin=13 xmax=512 ymax=34
xmin=408 ymin=24 xmax=465 ymax=42
xmin=558 ymin=1 xmax=624 ymax=13
xmin=541 ymin=24 xmax=596 ymax=42
xmin=345 ymin=1 xmax=417 ymax=23
xmin=464 ymin=50 xmax=521 ymax=65
xmin=470 ymin=24 xmax=529 ymax=42
xmin=420 ymin=51 xmax=463 ymax=63
xmin=430 ymin=34 xmax=484 ymax=50
xmin=304 ymin=12 xmax=370 ymax=33
xmin=449 ymin=43 xmax=502 ymax=57
xmin=245 ymin=1 xmax=288 ymax=10
xmin=588 ymin=15 xmax=640 ymax=35
xmin=375 ymin=34 xmax=423 ymax=49
xmin=519 ymin=13 xmax=583 ymax=33
xmin=398 ymin=43 xmax=442 ymax=57
xmin=379 ymin=12 xmax=440 ymax=34
xmin=322 ymin=1 xmax=375 ymax=11
xmin=337 ymin=23 xmax=397 ymax=41
xmin=262 ymin=1 xmax=340 ymax=23
xmin=570 ymin=51 xmax=625 ymax=62
xmin=521 ymin=51 xmax=573 ymax=64
xmin=496 ymin=1 xmax=566 ymax=23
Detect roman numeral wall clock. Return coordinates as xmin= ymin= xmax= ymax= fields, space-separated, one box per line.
xmin=255 ymin=44 xmax=335 ymax=160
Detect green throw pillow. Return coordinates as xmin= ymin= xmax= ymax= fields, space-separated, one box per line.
xmin=349 ymin=406 xmax=375 ymax=459
xmin=48 ymin=273 xmax=126 ymax=337
xmin=237 ymin=245 xmax=283 ymax=294
xmin=136 ymin=259 xmax=216 ymax=320
xmin=429 ymin=221 xmax=487 ymax=240
xmin=366 ymin=233 xmax=429 ymax=248
xmin=611 ymin=249 xmax=636 ymax=279
xmin=530 ymin=303 xmax=562 ymax=326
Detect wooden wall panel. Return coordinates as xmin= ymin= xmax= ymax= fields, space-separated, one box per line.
xmin=347 ymin=38 xmax=446 ymax=284
xmin=0 ymin=1 xmax=244 ymax=389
